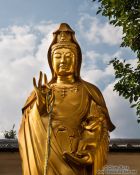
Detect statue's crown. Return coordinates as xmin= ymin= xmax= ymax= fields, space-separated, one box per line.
xmin=51 ymin=23 xmax=77 ymax=52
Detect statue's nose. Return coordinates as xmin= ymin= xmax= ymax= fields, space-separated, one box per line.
xmin=60 ymin=55 xmax=65 ymax=63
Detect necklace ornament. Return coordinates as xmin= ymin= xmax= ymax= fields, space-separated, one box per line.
xmin=51 ymin=83 xmax=80 ymax=98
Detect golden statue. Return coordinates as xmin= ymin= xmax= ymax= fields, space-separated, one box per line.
xmin=18 ymin=23 xmax=115 ymax=175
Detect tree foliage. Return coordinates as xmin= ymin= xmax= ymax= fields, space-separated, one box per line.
xmin=4 ymin=124 xmax=16 ymax=139
xmin=93 ymin=0 xmax=140 ymax=122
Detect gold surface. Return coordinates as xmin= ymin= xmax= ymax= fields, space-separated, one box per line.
xmin=18 ymin=23 xmax=115 ymax=175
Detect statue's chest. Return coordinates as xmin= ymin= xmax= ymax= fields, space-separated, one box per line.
xmin=41 ymin=83 xmax=90 ymax=137
xmin=51 ymin=83 xmax=89 ymax=120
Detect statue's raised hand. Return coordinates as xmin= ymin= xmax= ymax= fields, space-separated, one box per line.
xmin=33 ymin=71 xmax=51 ymax=114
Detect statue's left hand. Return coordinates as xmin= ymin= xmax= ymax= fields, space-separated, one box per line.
xmin=63 ymin=151 xmax=93 ymax=166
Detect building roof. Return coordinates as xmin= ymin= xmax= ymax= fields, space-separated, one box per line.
xmin=109 ymin=138 xmax=140 ymax=152
xmin=0 ymin=139 xmax=18 ymax=152
xmin=0 ymin=138 xmax=140 ymax=152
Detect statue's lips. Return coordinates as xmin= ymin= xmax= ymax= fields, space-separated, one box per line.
xmin=59 ymin=65 xmax=68 ymax=69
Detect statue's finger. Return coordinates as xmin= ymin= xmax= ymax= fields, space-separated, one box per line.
xmin=44 ymin=73 xmax=51 ymax=89
xmin=33 ymin=77 xmax=37 ymax=88
xmin=33 ymin=77 xmax=40 ymax=94
xmin=44 ymin=73 xmax=48 ymax=85
xmin=33 ymin=77 xmax=42 ymax=101
xmin=38 ymin=71 xmax=43 ymax=87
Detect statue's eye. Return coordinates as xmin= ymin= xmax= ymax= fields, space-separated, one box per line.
xmin=65 ymin=52 xmax=71 ymax=57
xmin=54 ymin=53 xmax=61 ymax=58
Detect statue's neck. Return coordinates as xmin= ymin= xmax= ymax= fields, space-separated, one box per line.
xmin=56 ymin=75 xmax=75 ymax=84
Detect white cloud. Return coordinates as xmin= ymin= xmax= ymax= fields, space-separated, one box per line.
xmin=78 ymin=13 xmax=122 ymax=45
xmin=127 ymin=58 xmax=138 ymax=68
xmin=81 ymin=64 xmax=114 ymax=87
xmin=0 ymin=22 xmax=58 ymax=138
xmin=86 ymin=50 xmax=100 ymax=61
xmin=78 ymin=14 xmax=101 ymax=43
xmin=35 ymin=21 xmax=58 ymax=35
xmin=81 ymin=49 xmax=116 ymax=86
xmin=100 ymin=23 xmax=122 ymax=45
xmin=103 ymin=82 xmax=140 ymax=138
xmin=80 ymin=47 xmax=137 ymax=87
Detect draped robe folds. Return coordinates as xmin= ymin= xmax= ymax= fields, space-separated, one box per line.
xmin=18 ymin=80 xmax=115 ymax=175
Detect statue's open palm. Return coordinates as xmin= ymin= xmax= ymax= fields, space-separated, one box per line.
xmin=33 ymin=71 xmax=52 ymax=113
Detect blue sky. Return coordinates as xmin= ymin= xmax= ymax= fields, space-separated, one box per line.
xmin=0 ymin=0 xmax=140 ymax=139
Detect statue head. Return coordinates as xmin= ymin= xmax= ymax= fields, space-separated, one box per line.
xmin=48 ymin=23 xmax=82 ymax=83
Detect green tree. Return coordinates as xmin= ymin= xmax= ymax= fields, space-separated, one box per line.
xmin=93 ymin=0 xmax=140 ymax=122
xmin=4 ymin=124 xmax=17 ymax=139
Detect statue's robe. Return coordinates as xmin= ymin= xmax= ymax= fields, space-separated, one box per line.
xmin=18 ymin=80 xmax=115 ymax=175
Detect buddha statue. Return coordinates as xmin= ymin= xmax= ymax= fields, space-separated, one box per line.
xmin=18 ymin=23 xmax=115 ymax=175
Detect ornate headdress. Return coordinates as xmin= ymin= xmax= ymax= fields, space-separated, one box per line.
xmin=48 ymin=23 xmax=82 ymax=83
xmin=51 ymin=28 xmax=77 ymax=54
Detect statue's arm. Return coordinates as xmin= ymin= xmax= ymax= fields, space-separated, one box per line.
xmin=63 ymin=100 xmax=109 ymax=166
xmin=82 ymin=80 xmax=115 ymax=131
xmin=77 ymin=99 xmax=109 ymax=165
xmin=22 ymin=71 xmax=54 ymax=117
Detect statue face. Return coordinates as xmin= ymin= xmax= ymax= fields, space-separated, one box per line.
xmin=52 ymin=48 xmax=75 ymax=76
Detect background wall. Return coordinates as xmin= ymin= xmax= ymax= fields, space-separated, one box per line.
xmin=0 ymin=151 xmax=139 ymax=175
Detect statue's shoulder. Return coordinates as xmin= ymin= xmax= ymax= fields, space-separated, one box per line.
xmin=82 ymin=80 xmax=101 ymax=92
xmin=81 ymin=80 xmax=104 ymax=104
xmin=22 ymin=90 xmax=36 ymax=113
xmin=81 ymin=80 xmax=115 ymax=132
